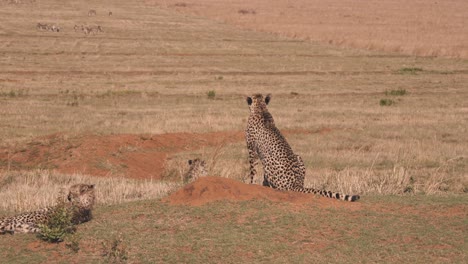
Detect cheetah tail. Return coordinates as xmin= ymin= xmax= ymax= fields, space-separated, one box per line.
xmin=293 ymin=187 xmax=360 ymax=202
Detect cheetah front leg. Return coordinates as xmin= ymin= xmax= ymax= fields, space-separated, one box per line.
xmin=246 ymin=141 xmax=260 ymax=184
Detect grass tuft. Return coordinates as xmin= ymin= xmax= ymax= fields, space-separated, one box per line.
xmin=238 ymin=9 xmax=256 ymax=15
xmin=385 ymin=89 xmax=407 ymax=96
xmin=379 ymin=98 xmax=395 ymax=106
xmin=207 ymin=90 xmax=216 ymax=99
xmin=398 ymin=67 xmax=423 ymax=74
xmin=101 ymin=234 xmax=128 ymax=263
xmin=65 ymin=234 xmax=81 ymax=253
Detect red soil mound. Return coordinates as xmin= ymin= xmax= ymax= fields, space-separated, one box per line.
xmin=0 ymin=129 xmax=315 ymax=180
xmin=164 ymin=176 xmax=361 ymax=209
xmin=0 ymin=131 xmax=243 ymax=180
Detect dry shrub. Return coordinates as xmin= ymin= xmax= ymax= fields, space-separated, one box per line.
xmin=238 ymin=9 xmax=256 ymax=15
xmin=304 ymin=166 xmax=461 ymax=196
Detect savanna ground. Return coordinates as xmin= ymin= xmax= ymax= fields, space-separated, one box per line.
xmin=0 ymin=0 xmax=467 ymax=262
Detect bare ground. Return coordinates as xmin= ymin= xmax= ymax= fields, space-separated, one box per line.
xmin=0 ymin=129 xmax=315 ymax=179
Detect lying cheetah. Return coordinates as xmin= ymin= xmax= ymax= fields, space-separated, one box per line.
xmin=245 ymin=94 xmax=359 ymax=202
xmin=183 ymin=158 xmax=207 ymax=183
xmin=0 ymin=184 xmax=96 ymax=234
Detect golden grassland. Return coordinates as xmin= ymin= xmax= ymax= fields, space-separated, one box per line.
xmin=0 ymin=170 xmax=180 ymax=213
xmin=157 ymin=0 xmax=468 ymax=58
xmin=0 ymin=0 xmax=467 ymax=211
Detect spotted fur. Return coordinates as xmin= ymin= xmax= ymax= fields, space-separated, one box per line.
xmin=245 ymin=94 xmax=359 ymax=202
xmin=183 ymin=158 xmax=208 ymax=183
xmin=0 ymin=184 xmax=96 ymax=234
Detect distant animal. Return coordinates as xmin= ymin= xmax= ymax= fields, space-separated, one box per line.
xmin=88 ymin=9 xmax=97 ymax=16
xmin=49 ymin=24 xmax=60 ymax=32
xmin=108 ymin=11 xmax=113 ymax=16
xmin=36 ymin=23 xmax=60 ymax=32
xmin=245 ymin=94 xmax=360 ymax=201
xmin=183 ymin=158 xmax=207 ymax=183
xmin=0 ymin=184 xmax=96 ymax=234
xmin=36 ymin=23 xmax=49 ymax=31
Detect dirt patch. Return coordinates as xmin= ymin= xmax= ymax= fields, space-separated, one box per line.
xmin=163 ymin=176 xmax=362 ymax=210
xmin=0 ymin=129 xmax=314 ymax=180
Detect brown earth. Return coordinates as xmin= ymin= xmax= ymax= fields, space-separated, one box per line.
xmin=0 ymin=129 xmax=318 ymax=180
xmin=164 ymin=176 xmax=362 ymax=210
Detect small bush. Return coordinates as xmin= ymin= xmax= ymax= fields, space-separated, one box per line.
xmin=385 ymin=89 xmax=406 ymax=96
xmin=0 ymin=89 xmax=27 ymax=97
xmin=379 ymin=98 xmax=395 ymax=106
xmin=238 ymin=9 xmax=256 ymax=15
xmin=102 ymin=234 xmax=128 ymax=263
xmin=37 ymin=198 xmax=76 ymax=243
xmin=207 ymin=90 xmax=216 ymax=99
xmin=65 ymin=234 xmax=81 ymax=253
xmin=398 ymin=67 xmax=423 ymax=74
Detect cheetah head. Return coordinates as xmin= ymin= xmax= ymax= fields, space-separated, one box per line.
xmin=246 ymin=93 xmax=271 ymax=112
xmin=67 ymin=184 xmax=96 ymax=210
xmin=184 ymin=158 xmax=208 ymax=183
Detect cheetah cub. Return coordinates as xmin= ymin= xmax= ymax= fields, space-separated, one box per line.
xmin=183 ymin=158 xmax=208 ymax=183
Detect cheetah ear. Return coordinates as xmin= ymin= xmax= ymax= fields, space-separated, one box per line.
xmin=188 ymin=160 xmax=193 ymax=165
xmin=265 ymin=94 xmax=271 ymax=105
xmin=246 ymin=96 xmax=253 ymax=105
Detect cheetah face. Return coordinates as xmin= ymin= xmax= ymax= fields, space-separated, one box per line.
xmin=246 ymin=94 xmax=270 ymax=112
xmin=184 ymin=158 xmax=208 ymax=183
xmin=67 ymin=184 xmax=95 ymax=210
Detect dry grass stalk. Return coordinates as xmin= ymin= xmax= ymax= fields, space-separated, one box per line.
xmin=0 ymin=170 xmax=180 ymax=213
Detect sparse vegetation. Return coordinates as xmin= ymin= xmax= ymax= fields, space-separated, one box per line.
xmin=385 ymin=89 xmax=407 ymax=96
xmin=379 ymin=98 xmax=395 ymax=106
xmin=238 ymin=9 xmax=256 ymax=15
xmin=0 ymin=89 xmax=28 ymax=97
xmin=65 ymin=234 xmax=81 ymax=253
xmin=398 ymin=67 xmax=423 ymax=74
xmin=101 ymin=234 xmax=128 ymax=263
xmin=207 ymin=90 xmax=216 ymax=99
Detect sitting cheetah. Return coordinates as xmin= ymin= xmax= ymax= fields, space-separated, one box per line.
xmin=183 ymin=158 xmax=207 ymax=183
xmin=245 ymin=94 xmax=359 ymax=202
xmin=0 ymin=184 xmax=96 ymax=234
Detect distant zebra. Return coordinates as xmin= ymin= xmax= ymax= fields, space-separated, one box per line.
xmin=88 ymin=9 xmax=97 ymax=16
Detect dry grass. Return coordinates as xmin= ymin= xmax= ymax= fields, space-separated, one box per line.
xmin=163 ymin=139 xmax=466 ymax=197
xmin=0 ymin=170 xmax=180 ymax=214
xmin=159 ymin=0 xmax=468 ymax=58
